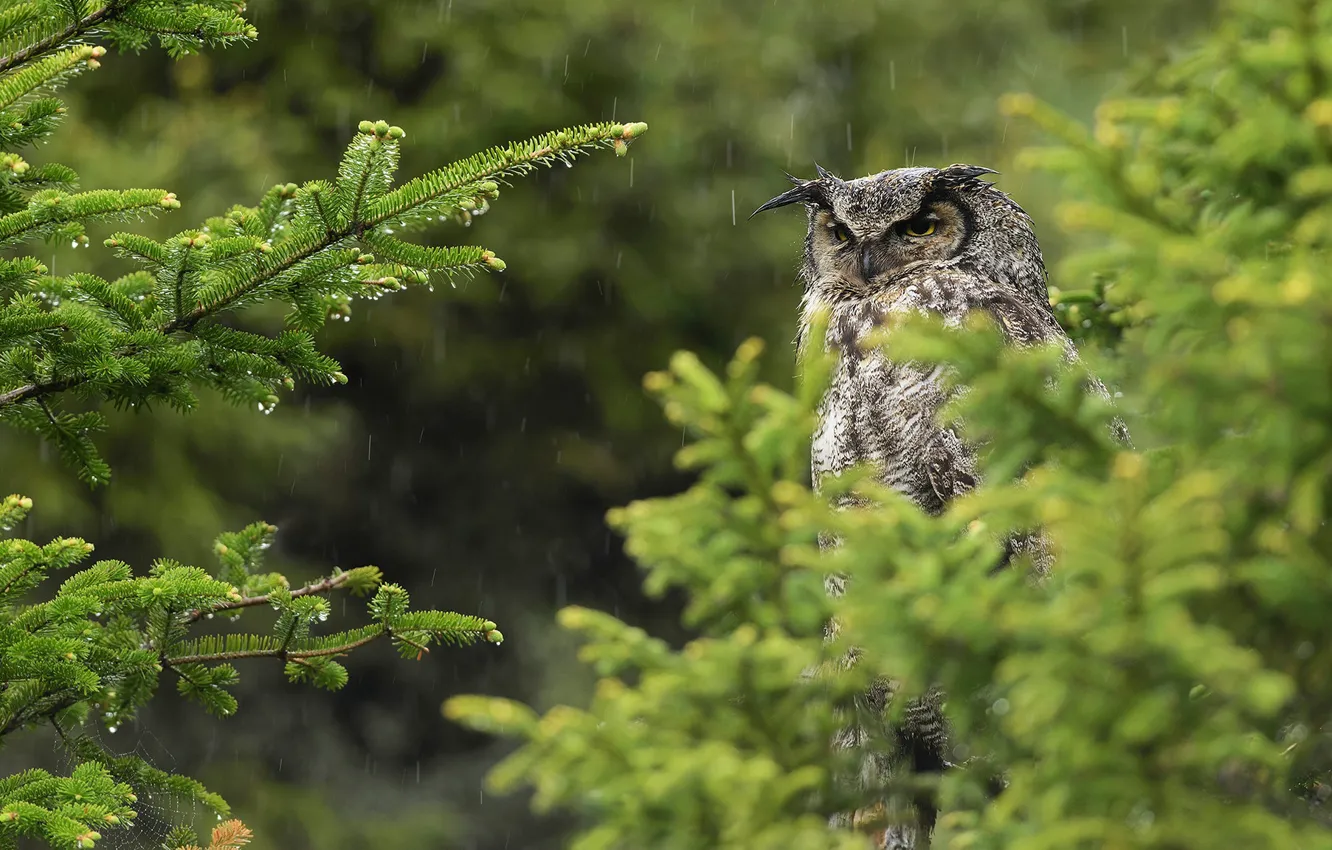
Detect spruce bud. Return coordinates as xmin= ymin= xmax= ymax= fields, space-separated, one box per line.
xmin=387 ymin=125 xmax=405 ymax=139
xmin=373 ymin=120 xmax=391 ymax=137
xmin=613 ymin=139 xmax=629 ymax=157
xmin=458 ymin=197 xmax=476 ymax=210
xmin=333 ymin=372 xmax=348 ymax=384
xmin=481 ymin=251 xmax=506 ymax=271
xmin=485 ymin=629 xmax=504 ymax=644
xmin=621 ymin=121 xmax=648 ymax=139
xmin=358 ymin=120 xmax=376 ymax=134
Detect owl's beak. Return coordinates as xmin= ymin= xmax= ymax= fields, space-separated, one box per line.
xmin=860 ymin=247 xmax=885 ymax=282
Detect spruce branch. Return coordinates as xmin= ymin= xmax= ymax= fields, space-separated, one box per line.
xmin=0 ymin=0 xmax=253 ymax=75
xmin=182 ymin=568 xmax=375 ymax=623
xmin=0 ymin=3 xmax=117 ymax=74
xmin=0 ymin=116 xmax=646 ymax=485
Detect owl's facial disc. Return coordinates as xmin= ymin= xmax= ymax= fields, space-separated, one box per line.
xmin=817 ymin=197 xmax=970 ymax=288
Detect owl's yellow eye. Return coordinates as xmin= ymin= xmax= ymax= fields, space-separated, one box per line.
xmin=900 ymin=217 xmax=937 ymax=238
xmin=830 ymin=222 xmax=852 ymax=243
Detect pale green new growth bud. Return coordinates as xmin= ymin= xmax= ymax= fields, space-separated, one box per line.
xmin=608 ymin=123 xmax=625 ymax=138
xmin=387 ymin=125 xmax=405 ymax=139
xmin=621 ymin=121 xmax=648 ymax=139
xmin=333 ymin=372 xmax=348 ymax=384
xmin=613 ymin=139 xmax=629 ymax=157
xmin=458 ymin=197 xmax=477 ymax=210
xmin=374 ymin=120 xmax=391 ymax=136
xmin=485 ymin=629 xmax=504 ymax=644
xmin=358 ymin=120 xmax=376 ymax=134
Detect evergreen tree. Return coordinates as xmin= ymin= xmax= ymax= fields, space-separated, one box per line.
xmin=0 ymin=2 xmax=643 ymax=847
xmin=448 ymin=0 xmax=1332 ymax=846
xmin=7 ymin=6 xmax=1214 ymax=842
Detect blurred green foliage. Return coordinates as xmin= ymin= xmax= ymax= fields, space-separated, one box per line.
xmin=0 ymin=0 xmax=1222 ymax=848
xmin=449 ymin=0 xmax=1332 ymax=846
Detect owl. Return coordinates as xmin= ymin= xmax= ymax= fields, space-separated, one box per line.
xmin=755 ymin=163 xmax=1118 ymax=846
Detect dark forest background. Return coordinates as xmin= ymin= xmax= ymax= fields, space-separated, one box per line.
xmin=1 ymin=1 xmax=1215 ymax=846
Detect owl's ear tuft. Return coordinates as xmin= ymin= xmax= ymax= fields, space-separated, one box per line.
xmin=749 ymin=175 xmax=827 ymax=218
xmin=814 ymin=162 xmax=842 ymax=183
xmin=938 ymin=164 xmax=999 ymax=188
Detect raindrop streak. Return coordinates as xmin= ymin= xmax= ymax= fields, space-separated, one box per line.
xmin=731 ymin=189 xmax=736 ymax=226
xmin=367 ymin=434 xmax=373 ymax=461
xmin=846 ymin=123 xmax=853 ymax=152
xmin=629 ymin=157 xmax=634 ymax=188
xmin=889 ymin=60 xmax=896 ymax=90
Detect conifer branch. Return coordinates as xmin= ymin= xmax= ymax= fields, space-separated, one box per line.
xmin=0 ymin=1 xmax=118 ymax=74
xmin=183 ymin=571 xmax=356 ymax=623
xmin=0 ymin=119 xmax=647 ymax=458
xmin=164 ymin=629 xmax=385 ymax=666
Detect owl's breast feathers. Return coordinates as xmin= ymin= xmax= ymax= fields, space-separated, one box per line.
xmin=808 ymin=268 xmax=1067 ymax=512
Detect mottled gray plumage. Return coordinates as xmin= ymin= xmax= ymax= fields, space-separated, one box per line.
xmin=756 ymin=163 xmax=1111 ymax=847
xmin=764 ymin=164 xmax=1069 ymax=512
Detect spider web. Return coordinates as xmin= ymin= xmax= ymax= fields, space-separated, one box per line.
xmin=45 ymin=725 xmax=220 ymax=850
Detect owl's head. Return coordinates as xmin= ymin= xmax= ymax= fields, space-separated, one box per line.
xmin=753 ymin=164 xmax=1046 ymax=304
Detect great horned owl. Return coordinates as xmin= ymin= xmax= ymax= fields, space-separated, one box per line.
xmin=756 ymin=162 xmax=1074 ymax=511
xmin=755 ymin=163 xmax=1106 ymax=846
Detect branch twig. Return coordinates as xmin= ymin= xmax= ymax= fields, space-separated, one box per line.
xmin=184 ymin=571 xmax=353 ymax=623
xmin=0 ymin=1 xmax=122 ymax=74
